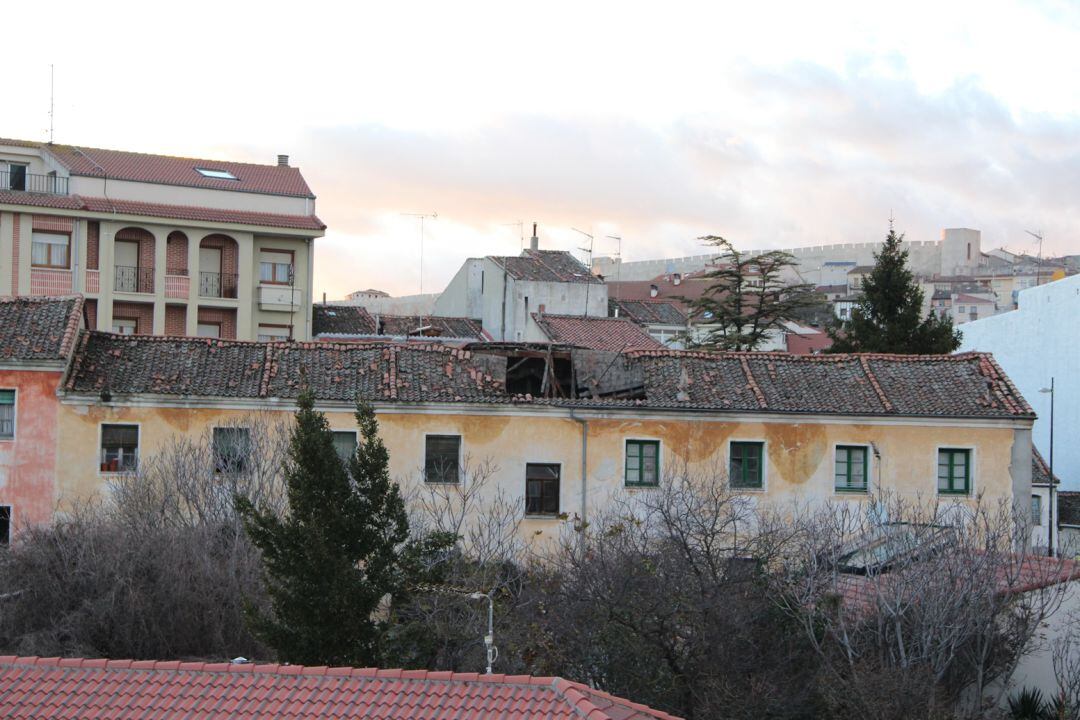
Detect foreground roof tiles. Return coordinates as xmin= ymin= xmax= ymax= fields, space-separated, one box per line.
xmin=0 ymin=190 xmax=324 ymax=231
xmin=1 ymin=138 xmax=314 ymax=197
xmin=62 ymin=331 xmax=1034 ymax=419
xmin=0 ymin=657 xmax=681 ymax=720
xmin=533 ymin=314 xmax=664 ymax=352
xmin=0 ymin=296 xmax=83 ymax=364
xmin=490 ymin=250 xmax=601 ymax=284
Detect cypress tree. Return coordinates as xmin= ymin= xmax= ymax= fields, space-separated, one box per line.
xmin=236 ymin=390 xmax=409 ymax=666
xmin=827 ymin=227 xmax=961 ymax=354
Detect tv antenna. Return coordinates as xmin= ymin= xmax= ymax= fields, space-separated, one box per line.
xmin=402 ymin=212 xmax=437 ymax=294
xmin=606 ymin=235 xmax=622 ymax=299
xmin=48 ymin=64 xmax=55 ymax=144
xmin=570 ymin=227 xmax=594 ymax=269
xmin=1025 ymin=230 xmax=1044 ymax=287
xmin=501 ymin=221 xmax=525 ymax=250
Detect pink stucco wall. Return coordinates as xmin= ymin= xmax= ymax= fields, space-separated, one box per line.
xmin=0 ymin=369 xmax=61 ymax=536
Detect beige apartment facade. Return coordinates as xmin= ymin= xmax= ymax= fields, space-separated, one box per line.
xmin=0 ymin=139 xmax=324 ymax=341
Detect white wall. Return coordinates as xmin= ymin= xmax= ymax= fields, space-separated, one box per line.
xmin=959 ymin=274 xmax=1080 ymax=491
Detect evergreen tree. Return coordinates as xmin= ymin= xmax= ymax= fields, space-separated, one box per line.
xmin=236 ymin=390 xmax=409 ymax=666
xmin=686 ymin=236 xmax=820 ymax=351
xmin=827 ymin=227 xmax=961 ymax=354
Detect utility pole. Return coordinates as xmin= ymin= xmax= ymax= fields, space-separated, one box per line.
xmin=402 ymin=212 xmax=437 ymax=294
xmin=1040 ymin=379 xmax=1055 ymax=557
xmin=48 ymin=64 xmax=55 ymax=144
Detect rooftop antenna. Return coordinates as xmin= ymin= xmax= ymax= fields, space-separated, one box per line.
xmin=1025 ymin=230 xmax=1044 ymax=288
xmin=48 ymin=64 xmax=55 ymax=144
xmin=606 ymin=235 xmax=622 ymax=301
xmin=501 ymin=221 xmax=524 ymax=250
xmin=571 ymin=227 xmax=596 ymax=317
xmin=402 ymin=212 xmax=437 ymax=294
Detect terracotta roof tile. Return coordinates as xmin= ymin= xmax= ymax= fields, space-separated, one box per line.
xmin=490 ymin=250 xmax=601 ymax=284
xmin=0 ymin=138 xmax=314 ymax=197
xmin=0 ymin=658 xmax=680 ymax=719
xmin=533 ymin=314 xmax=663 ymax=352
xmin=62 ymin=332 xmax=1034 ymax=420
xmin=1032 ymin=447 xmax=1059 ymax=487
xmin=312 ymin=306 xmax=486 ymax=340
xmin=0 ymin=191 xmax=324 ymax=231
xmin=608 ymin=299 xmax=687 ymax=325
xmin=0 ymin=295 xmax=83 ymax=363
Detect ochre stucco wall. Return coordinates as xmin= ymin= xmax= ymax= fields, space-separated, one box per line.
xmin=0 ymin=370 xmax=63 ymax=534
xmin=55 ymin=402 xmax=1026 ymax=544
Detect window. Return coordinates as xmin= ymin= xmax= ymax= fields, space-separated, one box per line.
xmin=31 ymin=232 xmax=70 ymax=268
xmin=195 ymin=167 xmax=238 ymax=180
xmin=112 ymin=318 xmax=137 ymax=335
xmin=625 ymin=440 xmax=660 ymax=487
xmin=525 ymin=463 xmax=560 ymax=516
xmin=333 ymin=430 xmax=357 ymax=464
xmin=1032 ymin=495 xmax=1042 ymax=526
xmin=258 ymin=324 xmax=291 ymax=342
xmin=214 ymin=427 xmax=251 ymax=474
xmin=260 ymin=250 xmax=293 ymax=285
xmin=0 ymin=505 xmax=9 ymax=545
xmin=101 ymin=424 xmax=139 ymax=472
xmin=197 ymin=323 xmax=221 ymax=338
xmin=0 ymin=390 xmax=13 ymax=439
xmin=729 ymin=441 xmax=764 ymax=489
xmin=937 ymin=449 xmax=971 ymax=495
xmin=835 ymin=445 xmax=868 ymax=492
xmin=424 ymin=434 xmax=461 ymax=484
xmin=5 ymin=163 xmax=26 ymax=191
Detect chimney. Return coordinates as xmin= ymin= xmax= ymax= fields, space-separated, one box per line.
xmin=529 ymin=222 xmax=539 ymax=251
xmin=277 ymin=154 xmax=290 ymax=167
xmin=649 ymin=284 xmax=659 ymax=298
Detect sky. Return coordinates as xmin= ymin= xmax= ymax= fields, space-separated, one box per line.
xmin=6 ymin=0 xmax=1080 ymax=298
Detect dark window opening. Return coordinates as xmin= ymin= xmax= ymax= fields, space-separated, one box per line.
xmin=332 ymin=431 xmax=357 ymax=464
xmin=730 ymin=441 xmax=763 ymax=489
xmin=214 ymin=427 xmax=251 ymax=474
xmin=425 ymin=434 xmax=461 ymax=484
xmin=506 ymin=355 xmax=573 ymax=397
xmin=526 ymin=463 xmax=560 ymax=516
xmin=0 ymin=389 xmax=14 ymax=439
xmin=0 ymin=505 xmax=10 ymax=545
xmin=101 ymin=424 xmax=138 ymax=472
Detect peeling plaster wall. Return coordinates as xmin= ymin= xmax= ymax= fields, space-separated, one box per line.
xmin=0 ymin=370 xmax=63 ymax=536
xmin=55 ymin=403 xmax=1025 ymax=546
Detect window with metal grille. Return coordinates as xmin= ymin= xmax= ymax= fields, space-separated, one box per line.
xmin=835 ymin=445 xmax=868 ymax=492
xmin=729 ymin=441 xmax=764 ymax=489
xmin=625 ymin=440 xmax=660 ymax=487
xmin=424 ymin=435 xmax=461 ymax=484
xmin=101 ymin=424 xmax=138 ymax=472
xmin=525 ymin=463 xmax=560 ymax=516
xmin=937 ymin=449 xmax=971 ymax=495
xmin=214 ymin=427 xmax=251 ymax=474
xmin=0 ymin=390 xmax=14 ymax=439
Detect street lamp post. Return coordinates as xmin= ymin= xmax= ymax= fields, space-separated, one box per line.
xmin=1040 ymin=378 xmax=1055 ymax=557
xmin=469 ymin=592 xmax=497 ymax=674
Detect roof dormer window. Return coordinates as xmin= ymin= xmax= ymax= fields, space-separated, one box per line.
xmin=195 ymin=167 xmax=238 ymax=180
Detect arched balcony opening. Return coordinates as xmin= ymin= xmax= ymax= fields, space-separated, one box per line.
xmin=165 ymin=231 xmax=190 ymax=299
xmin=114 ymin=227 xmax=155 ymax=294
xmin=198 ymin=234 xmax=239 ymax=299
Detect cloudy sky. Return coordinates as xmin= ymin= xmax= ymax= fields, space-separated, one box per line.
xmin=7 ymin=1 xmax=1080 ymax=298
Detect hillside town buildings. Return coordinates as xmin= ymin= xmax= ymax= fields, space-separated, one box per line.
xmin=1 ymin=139 xmax=325 ymax=341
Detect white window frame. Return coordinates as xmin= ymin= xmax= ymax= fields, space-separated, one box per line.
xmin=0 ymin=388 xmax=16 ymax=441
xmin=112 ymin=318 xmax=138 ymax=335
xmin=727 ymin=438 xmax=768 ymax=492
xmin=98 ymin=422 xmax=141 ymax=476
xmin=195 ymin=167 xmax=238 ymax=180
xmin=197 ymin=322 xmax=222 ymax=338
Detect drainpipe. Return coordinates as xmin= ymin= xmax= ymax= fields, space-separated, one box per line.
xmin=569 ymin=409 xmax=588 ymax=529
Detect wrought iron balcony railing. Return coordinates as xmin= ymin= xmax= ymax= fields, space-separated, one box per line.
xmin=199 ymin=271 xmax=239 ymax=299
xmin=1 ymin=169 xmax=68 ymax=195
xmin=114 ymin=265 xmax=155 ymax=294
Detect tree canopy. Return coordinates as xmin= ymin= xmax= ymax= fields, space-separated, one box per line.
xmin=685 ymin=236 xmax=820 ymax=351
xmin=827 ymin=227 xmax=960 ymax=354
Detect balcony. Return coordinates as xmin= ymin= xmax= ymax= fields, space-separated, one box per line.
xmin=200 ymin=272 xmax=238 ymax=299
xmin=1 ymin=169 xmax=68 ymax=195
xmin=258 ymin=284 xmax=303 ymax=312
xmin=114 ymin=265 xmax=155 ymax=294
xmin=165 ymin=271 xmax=190 ymax=299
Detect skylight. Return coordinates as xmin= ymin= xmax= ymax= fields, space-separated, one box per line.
xmin=195 ymin=167 xmax=238 ymax=180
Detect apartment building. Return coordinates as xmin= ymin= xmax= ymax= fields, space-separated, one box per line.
xmin=0 ymin=139 xmax=324 ymax=341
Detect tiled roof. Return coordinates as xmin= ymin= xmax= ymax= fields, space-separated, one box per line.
xmin=785 ymin=330 xmax=832 ymax=355
xmin=605 ymin=277 xmax=712 ymax=307
xmin=490 ymin=250 xmax=601 ymax=284
xmin=0 ymin=138 xmax=314 ymax=197
xmin=312 ymin=306 xmax=486 ymax=340
xmin=533 ymin=314 xmax=664 ymax=352
xmin=0 ymin=190 xmax=324 ymax=231
xmin=1032 ymin=447 xmax=1059 ymax=486
xmin=609 ymin=299 xmax=688 ymax=325
xmin=62 ymin=332 xmax=1034 ymax=420
xmin=0 ymin=657 xmax=681 ymax=720
xmin=0 ymin=296 xmax=83 ymax=364
xmin=954 ymin=294 xmax=995 ymax=304
xmin=1059 ymin=492 xmax=1080 ymax=527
